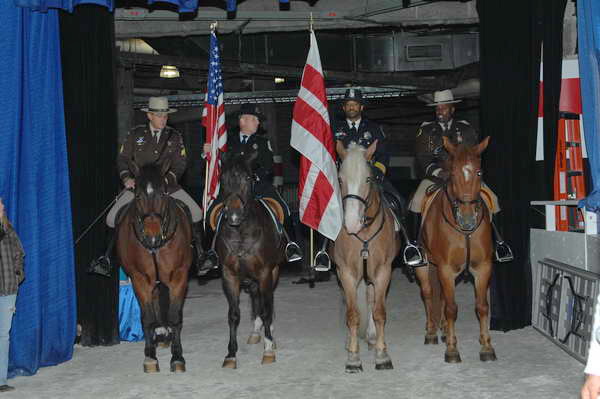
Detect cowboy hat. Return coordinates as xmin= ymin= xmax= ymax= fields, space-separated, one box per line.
xmin=237 ymin=103 xmax=265 ymax=121
xmin=342 ymin=88 xmax=365 ymax=105
xmin=141 ymin=97 xmax=177 ymax=114
xmin=427 ymin=89 xmax=462 ymax=106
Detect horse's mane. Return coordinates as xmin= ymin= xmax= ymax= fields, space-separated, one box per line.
xmin=221 ymin=154 xmax=252 ymax=198
xmin=339 ymin=143 xmax=370 ymax=193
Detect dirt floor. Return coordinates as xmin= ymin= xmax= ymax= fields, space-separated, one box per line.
xmin=5 ymin=268 xmax=585 ymax=398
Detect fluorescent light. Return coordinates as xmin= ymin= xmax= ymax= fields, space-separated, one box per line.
xmin=274 ymin=77 xmax=285 ymax=84
xmin=160 ymin=65 xmax=180 ymax=79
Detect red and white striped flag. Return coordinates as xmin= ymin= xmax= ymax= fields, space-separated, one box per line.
xmin=291 ymin=31 xmax=342 ymax=241
xmin=202 ymin=30 xmax=227 ymax=212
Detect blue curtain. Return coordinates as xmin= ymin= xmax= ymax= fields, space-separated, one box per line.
xmin=579 ymin=0 xmax=600 ymax=211
xmin=0 ymin=3 xmax=76 ymax=377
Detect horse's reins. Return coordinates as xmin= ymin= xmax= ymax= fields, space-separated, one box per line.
xmin=439 ymin=183 xmax=487 ymax=274
xmin=343 ymin=177 xmax=386 ymax=283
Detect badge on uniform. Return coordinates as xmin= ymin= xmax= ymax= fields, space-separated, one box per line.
xmin=363 ymin=131 xmax=372 ymax=140
xmin=335 ymin=130 xmax=347 ymax=139
xmin=136 ymin=137 xmax=145 ymax=145
xmin=252 ymin=143 xmax=258 ymax=150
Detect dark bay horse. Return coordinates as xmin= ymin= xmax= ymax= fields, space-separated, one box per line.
xmin=214 ymin=152 xmax=283 ymax=369
xmin=332 ymin=141 xmax=400 ymax=373
xmin=415 ymin=136 xmax=497 ymax=363
xmin=116 ymin=161 xmax=193 ymax=373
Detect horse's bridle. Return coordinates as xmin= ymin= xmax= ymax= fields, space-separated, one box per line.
xmin=132 ymin=190 xmax=178 ymax=251
xmin=342 ymin=176 xmax=385 ymax=260
xmin=442 ymin=184 xmax=484 ymax=235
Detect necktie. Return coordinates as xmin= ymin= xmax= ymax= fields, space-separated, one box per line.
xmin=153 ymin=130 xmax=160 ymax=143
xmin=350 ymin=122 xmax=357 ymax=135
xmin=443 ymin=122 xmax=449 ymax=132
xmin=241 ymin=135 xmax=248 ymax=145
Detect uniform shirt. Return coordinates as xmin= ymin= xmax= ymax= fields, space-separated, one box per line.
xmin=117 ymin=124 xmax=187 ymax=194
xmin=226 ymin=128 xmax=274 ymax=186
xmin=0 ymin=222 xmax=25 ymax=296
xmin=414 ymin=118 xmax=479 ymax=179
xmin=331 ymin=118 xmax=389 ymax=175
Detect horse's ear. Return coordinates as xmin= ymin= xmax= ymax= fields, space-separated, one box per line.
xmin=129 ymin=161 xmax=140 ymax=177
xmin=160 ymin=158 xmax=172 ymax=176
xmin=475 ymin=136 xmax=491 ymax=155
xmin=365 ymin=139 xmax=378 ymax=161
xmin=442 ymin=136 xmax=457 ymax=156
xmin=336 ymin=140 xmax=347 ymax=161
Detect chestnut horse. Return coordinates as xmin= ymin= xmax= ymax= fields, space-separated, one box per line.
xmin=116 ymin=162 xmax=193 ymax=373
xmin=415 ymin=136 xmax=497 ymax=363
xmin=215 ymin=152 xmax=283 ymax=369
xmin=333 ymin=141 xmax=400 ymax=373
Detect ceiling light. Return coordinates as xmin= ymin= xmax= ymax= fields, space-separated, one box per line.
xmin=274 ymin=77 xmax=285 ymax=84
xmin=160 ymin=65 xmax=180 ymax=79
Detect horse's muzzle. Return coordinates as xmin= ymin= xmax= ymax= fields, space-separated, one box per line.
xmin=456 ymin=213 xmax=477 ymax=232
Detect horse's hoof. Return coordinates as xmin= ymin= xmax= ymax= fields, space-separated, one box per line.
xmin=345 ymin=364 xmax=363 ymax=373
xmin=222 ymin=357 xmax=237 ymax=369
xmin=143 ymin=359 xmax=160 ymax=373
xmin=480 ymin=350 xmax=497 ymax=362
xmin=424 ymin=335 xmax=438 ymax=345
xmin=170 ymin=361 xmax=186 ymax=373
xmin=261 ymin=352 xmax=276 ymax=365
xmin=247 ymin=334 xmax=261 ymax=345
xmin=444 ymin=351 xmax=462 ymax=363
xmin=375 ymin=360 xmax=394 ymax=370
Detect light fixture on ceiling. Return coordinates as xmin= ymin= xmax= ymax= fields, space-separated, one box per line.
xmin=160 ymin=65 xmax=180 ymax=79
xmin=274 ymin=77 xmax=285 ymax=84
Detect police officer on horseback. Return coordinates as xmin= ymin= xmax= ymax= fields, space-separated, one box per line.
xmin=313 ymin=88 xmax=406 ymax=271
xmin=200 ymin=104 xmax=303 ymax=273
xmin=89 ymin=97 xmax=206 ymax=277
xmin=406 ymin=90 xmax=513 ymax=266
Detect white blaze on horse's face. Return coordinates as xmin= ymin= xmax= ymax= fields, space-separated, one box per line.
xmin=340 ymin=144 xmax=370 ymax=234
xmin=462 ymin=164 xmax=473 ymax=182
xmin=146 ymin=182 xmax=155 ymax=196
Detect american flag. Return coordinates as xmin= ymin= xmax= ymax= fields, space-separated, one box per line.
xmin=290 ymin=31 xmax=342 ymax=241
xmin=202 ymin=30 xmax=227 ymax=212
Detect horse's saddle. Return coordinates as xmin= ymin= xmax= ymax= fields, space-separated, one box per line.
xmin=116 ymin=198 xmax=192 ymax=227
xmin=421 ymin=186 xmax=495 ymax=222
xmin=209 ymin=197 xmax=285 ymax=231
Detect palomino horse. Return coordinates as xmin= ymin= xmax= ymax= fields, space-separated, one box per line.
xmin=212 ymin=152 xmax=283 ymax=369
xmin=333 ymin=141 xmax=400 ymax=373
xmin=116 ymin=161 xmax=193 ymax=373
xmin=415 ymin=136 xmax=497 ymax=363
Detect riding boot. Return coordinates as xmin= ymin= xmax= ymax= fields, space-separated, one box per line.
xmin=402 ymin=211 xmax=427 ymax=267
xmin=191 ymin=222 xmax=215 ymax=277
xmin=282 ymin=217 xmax=303 ymax=263
xmin=88 ymin=228 xmax=116 ymax=277
xmin=313 ymin=237 xmax=331 ymax=272
xmin=491 ymin=213 xmax=514 ymax=263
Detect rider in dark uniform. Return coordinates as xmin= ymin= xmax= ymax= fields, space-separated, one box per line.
xmin=313 ymin=88 xmax=406 ymax=271
xmin=200 ymin=104 xmax=302 ymax=273
xmin=407 ymin=90 xmax=513 ymax=266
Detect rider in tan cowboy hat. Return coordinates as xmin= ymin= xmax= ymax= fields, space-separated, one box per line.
xmin=404 ymin=89 xmax=513 ymax=267
xmin=89 ymin=97 xmax=208 ymax=277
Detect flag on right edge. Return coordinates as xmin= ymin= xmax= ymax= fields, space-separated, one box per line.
xmin=290 ymin=31 xmax=342 ymax=241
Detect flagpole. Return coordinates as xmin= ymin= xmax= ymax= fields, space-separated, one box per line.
xmin=202 ymin=21 xmax=219 ymax=231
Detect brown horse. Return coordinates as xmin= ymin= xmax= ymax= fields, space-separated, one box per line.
xmin=415 ymin=136 xmax=497 ymax=363
xmin=333 ymin=141 xmax=400 ymax=373
xmin=116 ymin=161 xmax=193 ymax=373
xmin=214 ymin=152 xmax=283 ymax=369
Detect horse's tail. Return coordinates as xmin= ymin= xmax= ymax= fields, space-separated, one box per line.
xmin=429 ymin=265 xmax=443 ymax=331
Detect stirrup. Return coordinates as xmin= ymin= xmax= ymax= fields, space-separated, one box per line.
xmin=313 ymin=250 xmax=331 ymax=272
xmin=403 ymin=243 xmax=427 ymax=267
xmin=88 ymin=255 xmax=112 ymax=277
xmin=285 ymin=242 xmax=303 ymax=263
xmin=495 ymin=241 xmax=514 ymax=263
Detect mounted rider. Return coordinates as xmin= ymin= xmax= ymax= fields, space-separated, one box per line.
xmin=200 ymin=104 xmax=303 ymax=273
xmin=406 ymin=90 xmax=513 ymax=266
xmin=89 ymin=97 xmax=206 ymax=277
xmin=313 ymin=88 xmax=406 ymax=271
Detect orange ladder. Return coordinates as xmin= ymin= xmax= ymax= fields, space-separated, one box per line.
xmin=553 ymin=112 xmax=586 ymax=231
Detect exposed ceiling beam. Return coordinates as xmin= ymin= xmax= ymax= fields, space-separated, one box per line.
xmin=114 ymin=1 xmax=478 ymax=38
xmin=119 ymin=52 xmax=463 ymax=90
